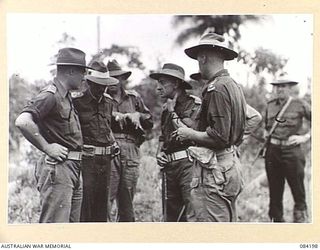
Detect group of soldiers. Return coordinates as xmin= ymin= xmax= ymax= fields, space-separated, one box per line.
xmin=15 ymin=31 xmax=311 ymax=223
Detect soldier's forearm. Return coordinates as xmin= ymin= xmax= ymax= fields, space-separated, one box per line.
xmin=15 ymin=112 xmax=50 ymax=154
xmin=303 ymin=131 xmax=311 ymax=141
xmin=156 ymin=141 xmax=164 ymax=156
xmin=171 ymin=112 xmax=188 ymax=129
xmin=189 ymin=130 xmax=217 ymax=148
xmin=139 ymin=113 xmax=153 ymax=129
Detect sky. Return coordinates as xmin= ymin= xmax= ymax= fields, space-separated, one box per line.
xmin=7 ymin=14 xmax=313 ymax=94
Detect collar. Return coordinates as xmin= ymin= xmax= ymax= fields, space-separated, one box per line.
xmin=82 ymin=88 xmax=108 ymax=104
xmin=207 ymin=69 xmax=229 ymax=83
xmin=175 ymin=91 xmax=189 ymax=106
xmin=80 ymin=89 xmax=95 ymax=104
xmin=53 ymin=77 xmax=68 ymax=98
xmin=201 ymin=69 xmax=229 ymax=96
xmin=111 ymin=87 xmax=128 ymax=104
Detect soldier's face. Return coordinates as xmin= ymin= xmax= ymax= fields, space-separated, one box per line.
xmin=106 ymin=84 xmax=119 ymax=95
xmin=156 ymin=76 xmax=176 ymax=99
xmin=196 ymin=53 xmax=209 ymax=80
xmin=68 ymin=67 xmax=86 ymax=90
xmin=274 ymin=84 xmax=291 ymax=99
xmin=88 ymin=81 xmax=106 ymax=98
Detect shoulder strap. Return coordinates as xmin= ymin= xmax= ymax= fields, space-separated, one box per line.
xmin=125 ymin=89 xmax=140 ymax=97
xmin=189 ymin=94 xmax=202 ymax=105
xmin=267 ymin=96 xmax=293 ymax=136
xmin=42 ymin=84 xmax=57 ymax=94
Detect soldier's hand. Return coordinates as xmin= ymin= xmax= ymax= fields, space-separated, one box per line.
xmin=156 ymin=152 xmax=168 ymax=167
xmin=166 ymin=94 xmax=177 ymax=112
xmin=287 ymin=135 xmax=308 ymax=146
xmin=263 ymin=130 xmax=269 ymax=140
xmin=126 ymin=112 xmax=143 ymax=130
xmin=114 ymin=112 xmax=127 ymax=129
xmin=172 ymin=127 xmax=194 ymax=141
xmin=44 ymin=143 xmax=68 ymax=162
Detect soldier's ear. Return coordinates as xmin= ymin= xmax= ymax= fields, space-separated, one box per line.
xmin=197 ymin=53 xmax=207 ymax=65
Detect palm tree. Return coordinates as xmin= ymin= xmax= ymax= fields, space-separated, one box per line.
xmin=173 ymin=15 xmax=266 ymax=47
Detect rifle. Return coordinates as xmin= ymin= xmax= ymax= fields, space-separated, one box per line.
xmin=252 ymin=96 xmax=293 ymax=165
xmin=161 ymin=168 xmax=168 ymax=222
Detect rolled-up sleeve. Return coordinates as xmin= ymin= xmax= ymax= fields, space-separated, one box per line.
xmin=136 ymin=97 xmax=153 ymax=130
xmin=205 ymin=90 xmax=231 ymax=149
xmin=21 ymin=92 xmax=56 ymax=123
xmin=244 ymin=104 xmax=262 ymax=135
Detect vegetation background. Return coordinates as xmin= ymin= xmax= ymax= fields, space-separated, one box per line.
xmin=8 ymin=15 xmax=312 ymax=223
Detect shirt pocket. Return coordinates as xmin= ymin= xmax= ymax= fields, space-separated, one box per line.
xmin=216 ymin=157 xmax=243 ymax=198
xmin=60 ymin=105 xmax=80 ymax=136
xmin=282 ymin=112 xmax=300 ymax=127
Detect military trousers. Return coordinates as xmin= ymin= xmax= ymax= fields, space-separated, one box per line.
xmin=162 ymin=157 xmax=193 ymax=222
xmin=265 ymin=143 xmax=307 ymax=221
xmin=110 ymin=139 xmax=140 ymax=222
xmin=35 ymin=154 xmax=82 ymax=223
xmin=80 ymin=154 xmax=111 ymax=222
xmin=188 ymin=150 xmax=243 ymax=222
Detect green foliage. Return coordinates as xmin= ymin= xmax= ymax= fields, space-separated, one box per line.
xmin=8 ymin=152 xmax=40 ymax=224
xmin=8 ymin=137 xmax=312 ymax=223
xmin=134 ymin=139 xmax=163 ymax=222
xmin=9 ymin=74 xmax=47 ymax=152
xmin=173 ymin=15 xmax=265 ymax=46
xmin=90 ymin=44 xmax=145 ymax=70
xmin=240 ymin=47 xmax=288 ymax=76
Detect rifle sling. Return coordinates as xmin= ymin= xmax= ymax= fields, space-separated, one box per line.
xmin=267 ymin=96 xmax=293 ymax=138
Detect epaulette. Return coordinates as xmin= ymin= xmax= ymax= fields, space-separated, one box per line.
xmin=70 ymin=91 xmax=84 ymax=99
xmin=41 ymin=85 xmax=57 ymax=94
xmin=267 ymin=97 xmax=279 ymax=104
xmin=162 ymin=103 xmax=168 ymax=110
xmin=125 ymin=89 xmax=141 ymax=98
xmin=189 ymin=95 xmax=202 ymax=105
xmin=207 ymin=78 xmax=219 ymax=92
xmin=103 ymin=92 xmax=113 ymax=100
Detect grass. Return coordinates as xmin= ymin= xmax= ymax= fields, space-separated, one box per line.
xmin=8 ymin=138 xmax=312 ymax=223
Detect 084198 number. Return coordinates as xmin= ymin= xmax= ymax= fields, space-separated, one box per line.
xmin=300 ymin=244 xmax=318 ymax=248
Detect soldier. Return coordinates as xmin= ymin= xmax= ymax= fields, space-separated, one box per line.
xmin=190 ymin=72 xmax=262 ymax=143
xmin=106 ymin=59 xmax=153 ymax=222
xmin=150 ymin=63 xmax=201 ymax=222
xmin=15 ymin=48 xmax=88 ymax=223
xmin=73 ymin=61 xmax=119 ymax=222
xmin=174 ymin=32 xmax=247 ymax=222
xmin=264 ymin=78 xmax=311 ymax=222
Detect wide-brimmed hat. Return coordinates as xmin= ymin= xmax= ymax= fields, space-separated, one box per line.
xmin=190 ymin=72 xmax=202 ymax=81
xmin=85 ymin=61 xmax=119 ymax=86
xmin=270 ymin=78 xmax=298 ymax=86
xmin=55 ymin=47 xmax=91 ymax=68
xmin=185 ymin=32 xmax=238 ymax=61
xmin=106 ymin=60 xmax=132 ymax=80
xmin=149 ymin=63 xmax=192 ymax=89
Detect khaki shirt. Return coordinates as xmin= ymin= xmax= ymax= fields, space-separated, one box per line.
xmin=159 ymin=92 xmax=201 ymax=154
xmin=22 ymin=78 xmax=83 ymax=151
xmin=197 ymin=69 xmax=247 ymax=150
xmin=265 ymin=97 xmax=311 ymax=140
xmin=110 ymin=89 xmax=153 ymax=136
xmin=73 ymin=88 xmax=114 ymax=146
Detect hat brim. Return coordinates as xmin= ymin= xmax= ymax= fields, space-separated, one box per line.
xmin=270 ymin=80 xmax=298 ymax=86
xmin=185 ymin=44 xmax=238 ymax=61
xmin=85 ymin=75 xmax=119 ymax=86
xmin=109 ymin=70 xmax=132 ymax=80
xmin=190 ymin=73 xmax=202 ymax=81
xmin=55 ymin=62 xmax=92 ymax=69
xmin=150 ymin=72 xmax=192 ymax=89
